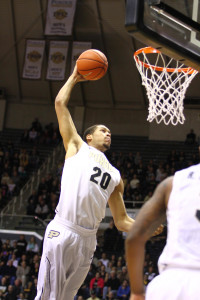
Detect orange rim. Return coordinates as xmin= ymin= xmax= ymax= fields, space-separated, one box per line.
xmin=134 ymin=47 xmax=197 ymax=75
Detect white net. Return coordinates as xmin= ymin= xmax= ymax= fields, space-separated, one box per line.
xmin=134 ymin=48 xmax=198 ymax=125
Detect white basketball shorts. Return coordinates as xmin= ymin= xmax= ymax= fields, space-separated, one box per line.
xmin=146 ymin=267 xmax=200 ymax=300
xmin=35 ymin=215 xmax=97 ymax=300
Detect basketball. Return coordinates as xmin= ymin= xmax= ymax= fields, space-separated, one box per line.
xmin=77 ymin=49 xmax=108 ymax=80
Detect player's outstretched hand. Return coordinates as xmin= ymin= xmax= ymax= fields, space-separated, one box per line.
xmin=72 ymin=64 xmax=87 ymax=83
xmin=152 ymin=224 xmax=164 ymax=236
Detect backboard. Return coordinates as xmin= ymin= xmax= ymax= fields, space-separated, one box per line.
xmin=125 ymin=0 xmax=200 ymax=72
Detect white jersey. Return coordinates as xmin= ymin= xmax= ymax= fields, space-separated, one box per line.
xmin=158 ymin=164 xmax=200 ymax=272
xmin=55 ymin=142 xmax=120 ymax=230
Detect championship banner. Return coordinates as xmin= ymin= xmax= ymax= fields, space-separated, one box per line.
xmin=22 ymin=40 xmax=45 ymax=79
xmin=46 ymin=41 xmax=69 ymax=80
xmin=44 ymin=0 xmax=77 ymax=36
xmin=71 ymin=41 xmax=92 ymax=74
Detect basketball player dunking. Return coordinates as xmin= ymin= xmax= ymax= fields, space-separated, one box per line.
xmin=126 ymin=163 xmax=200 ymax=300
xmin=34 ymin=64 xmax=136 ymax=300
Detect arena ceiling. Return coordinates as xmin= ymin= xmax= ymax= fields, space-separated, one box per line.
xmin=0 ymin=0 xmax=200 ymax=111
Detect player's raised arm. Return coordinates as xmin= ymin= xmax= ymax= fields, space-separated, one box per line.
xmin=125 ymin=176 xmax=173 ymax=299
xmin=55 ymin=64 xmax=86 ymax=155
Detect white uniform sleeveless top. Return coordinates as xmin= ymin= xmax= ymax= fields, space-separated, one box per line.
xmin=55 ymin=142 xmax=120 ymax=230
xmin=158 ymin=164 xmax=200 ymax=272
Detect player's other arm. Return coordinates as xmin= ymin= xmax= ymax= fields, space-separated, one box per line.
xmin=55 ymin=65 xmax=85 ymax=155
xmin=125 ymin=176 xmax=173 ymax=299
xmin=108 ymin=178 xmax=135 ymax=232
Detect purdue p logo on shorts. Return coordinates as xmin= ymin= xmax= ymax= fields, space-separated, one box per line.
xmin=48 ymin=230 xmax=60 ymax=239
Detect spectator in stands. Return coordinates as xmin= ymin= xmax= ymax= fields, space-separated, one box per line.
xmin=19 ymin=149 xmax=29 ymax=169
xmin=29 ymin=254 xmax=40 ymax=270
xmin=185 ymin=128 xmax=196 ymax=144
xmin=18 ymin=165 xmax=27 ymax=181
xmin=27 ymin=278 xmax=37 ymax=300
xmin=117 ymin=266 xmax=129 ymax=284
xmin=7 ymin=179 xmax=16 ymax=197
xmin=144 ymin=265 xmax=156 ymax=284
xmin=134 ymin=151 xmax=142 ymax=166
xmin=89 ymin=272 xmax=104 ymax=298
xmin=27 ymin=190 xmax=37 ymax=204
xmin=26 ymin=237 xmax=39 ymax=257
xmin=100 ymin=253 xmax=109 ymax=268
xmin=28 ymin=147 xmax=40 ymax=170
xmin=16 ymin=261 xmax=30 ymax=288
xmin=132 ymin=186 xmax=143 ymax=208
xmin=31 ymin=118 xmax=42 ymax=134
xmin=12 ymin=152 xmax=20 ymax=168
xmin=4 ymin=284 xmax=16 ymax=300
xmin=28 ymin=128 xmax=38 ymax=143
xmin=103 ymin=219 xmax=119 ymax=253
xmin=16 ymin=235 xmax=27 ymax=257
xmin=116 ymin=279 xmax=130 ymax=300
xmin=1 ymin=172 xmax=11 ymax=185
xmin=4 ymin=259 xmax=16 ymax=285
xmin=37 ymin=177 xmax=48 ymax=195
xmin=99 ymin=265 xmax=107 ymax=281
xmin=17 ymin=292 xmax=27 ymax=300
xmin=3 ymin=151 xmax=11 ymax=167
xmin=87 ymin=289 xmax=100 ymax=300
xmin=102 ymin=270 xmax=120 ymax=300
xmin=28 ymin=261 xmax=39 ymax=283
xmin=109 ymin=255 xmax=117 ymax=268
xmin=124 ymin=152 xmax=134 ymax=166
xmin=105 ymin=290 xmax=116 ymax=300
xmin=20 ymin=130 xmax=29 ymax=143
xmin=11 ymin=170 xmax=20 ymax=186
xmin=18 ymin=254 xmax=28 ymax=267
xmin=0 ymin=276 xmax=8 ymax=294
xmin=76 ymin=281 xmax=90 ymax=300
xmin=1 ymin=243 xmax=9 ymax=263
xmin=143 ymin=273 xmax=148 ymax=290
xmin=129 ymin=174 xmax=140 ymax=191
xmin=10 ymin=241 xmax=18 ymax=258
xmin=51 ymin=124 xmax=61 ymax=145
xmin=34 ymin=196 xmax=49 ymax=220
xmin=12 ymin=279 xmax=22 ymax=299
xmin=4 ymin=240 xmax=12 ymax=253
xmin=44 ymin=173 xmax=53 ymax=190
xmin=26 ymin=198 xmax=36 ymax=216
xmin=155 ymin=163 xmax=166 ymax=183
xmin=9 ymin=253 xmax=18 ymax=268
xmin=0 ymin=180 xmax=8 ymax=204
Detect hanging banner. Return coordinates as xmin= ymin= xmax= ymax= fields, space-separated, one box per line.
xmin=44 ymin=0 xmax=77 ymax=36
xmin=46 ymin=41 xmax=69 ymax=80
xmin=22 ymin=40 xmax=45 ymax=79
xmin=71 ymin=41 xmax=92 ymax=74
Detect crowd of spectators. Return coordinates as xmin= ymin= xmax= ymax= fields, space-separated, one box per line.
xmin=1 ymin=127 xmax=200 ymax=299
xmin=0 ymin=224 xmax=166 ymax=300
xmin=20 ymin=118 xmax=61 ymax=146
xmin=0 ymin=234 xmax=40 ymax=299
xmin=0 ymin=141 xmax=40 ymax=210
xmin=0 ymin=118 xmax=61 ymax=211
xmin=107 ymin=147 xmax=199 ymax=208
xmin=25 ymin=143 xmax=200 ymax=223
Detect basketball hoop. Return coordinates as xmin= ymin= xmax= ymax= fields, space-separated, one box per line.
xmin=134 ymin=47 xmax=198 ymax=125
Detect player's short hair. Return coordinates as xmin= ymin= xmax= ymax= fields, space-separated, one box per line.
xmin=83 ymin=124 xmax=101 ymax=142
